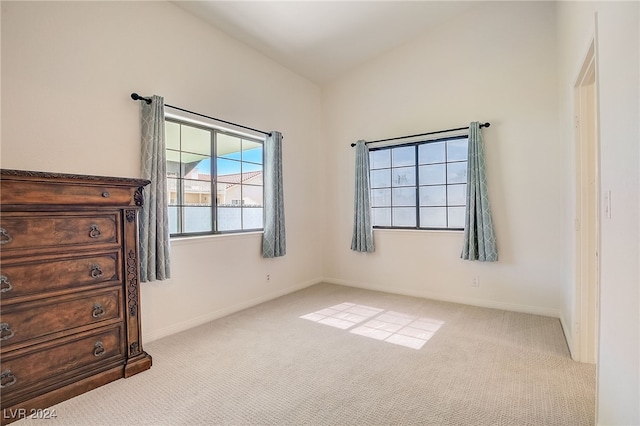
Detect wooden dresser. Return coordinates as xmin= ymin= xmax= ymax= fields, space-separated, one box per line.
xmin=0 ymin=169 xmax=152 ymax=424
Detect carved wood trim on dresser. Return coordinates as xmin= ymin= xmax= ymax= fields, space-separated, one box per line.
xmin=0 ymin=169 xmax=152 ymax=424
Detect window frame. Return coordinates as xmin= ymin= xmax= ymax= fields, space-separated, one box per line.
xmin=166 ymin=117 xmax=265 ymax=238
xmin=369 ymin=134 xmax=469 ymax=231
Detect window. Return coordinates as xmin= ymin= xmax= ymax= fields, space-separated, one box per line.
xmin=369 ymin=136 xmax=468 ymax=230
xmin=166 ymin=118 xmax=264 ymax=236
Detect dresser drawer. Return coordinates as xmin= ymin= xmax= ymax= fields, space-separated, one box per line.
xmin=0 ymin=288 xmax=122 ymax=348
xmin=0 ymin=180 xmax=137 ymax=206
xmin=0 ymin=252 xmax=120 ymax=301
xmin=0 ymin=213 xmax=120 ymax=253
xmin=0 ymin=326 xmax=125 ymax=397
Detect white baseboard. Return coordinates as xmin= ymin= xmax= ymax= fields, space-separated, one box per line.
xmin=559 ymin=313 xmax=577 ymax=360
xmin=322 ymin=277 xmax=562 ymax=319
xmin=143 ymin=277 xmax=323 ymax=344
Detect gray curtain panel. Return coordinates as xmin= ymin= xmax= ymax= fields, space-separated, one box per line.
xmin=351 ymin=140 xmax=375 ymax=252
xmin=461 ymin=122 xmax=498 ymax=261
xmin=262 ymin=131 xmax=286 ymax=258
xmin=139 ymin=95 xmax=171 ymax=281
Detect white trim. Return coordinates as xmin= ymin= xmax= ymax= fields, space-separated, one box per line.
xmin=559 ymin=313 xmax=576 ymax=359
xmin=164 ymin=112 xmax=266 ymax=141
xmin=571 ymin=13 xmax=600 ymax=366
xmin=170 ymin=231 xmax=263 ymax=246
xmin=142 ymin=277 xmax=323 ymax=343
xmin=323 ymin=277 xmax=562 ymax=319
xmin=374 ymin=228 xmax=464 ymax=237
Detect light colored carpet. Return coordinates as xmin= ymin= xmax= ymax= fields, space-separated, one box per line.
xmin=17 ymin=283 xmax=595 ymax=425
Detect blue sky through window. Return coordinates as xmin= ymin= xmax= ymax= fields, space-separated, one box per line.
xmin=196 ymin=147 xmax=263 ymax=175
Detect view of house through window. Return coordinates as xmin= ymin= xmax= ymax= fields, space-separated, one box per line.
xmin=370 ymin=136 xmax=468 ymax=230
xmin=166 ymin=118 xmax=264 ymax=236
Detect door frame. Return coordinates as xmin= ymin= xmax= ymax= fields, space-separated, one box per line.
xmin=573 ymin=37 xmax=600 ymax=365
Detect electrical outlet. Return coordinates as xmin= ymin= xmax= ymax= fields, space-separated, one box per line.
xmin=472 ymin=276 xmax=480 ymax=287
xmin=266 ymin=274 xmax=270 ymax=281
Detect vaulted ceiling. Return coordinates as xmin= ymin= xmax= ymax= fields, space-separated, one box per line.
xmin=173 ymin=1 xmax=480 ymax=84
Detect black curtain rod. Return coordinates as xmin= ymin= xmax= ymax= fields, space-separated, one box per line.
xmin=130 ymin=93 xmax=271 ymax=137
xmin=350 ymin=122 xmax=490 ymax=147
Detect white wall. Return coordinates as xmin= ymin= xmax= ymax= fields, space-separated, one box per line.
xmin=322 ymin=2 xmax=563 ymax=317
xmin=4 ymin=2 xmax=639 ymax=422
xmin=557 ymin=2 xmax=639 ymax=424
xmin=1 ymin=1 xmax=325 ymax=342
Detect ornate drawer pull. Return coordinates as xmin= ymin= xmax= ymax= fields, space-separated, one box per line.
xmin=0 ymin=323 xmax=15 ymax=341
xmin=93 ymin=341 xmax=106 ymax=357
xmin=90 ymin=264 xmax=103 ymax=279
xmin=0 ymin=228 xmax=12 ymax=245
xmin=92 ymin=303 xmax=105 ymax=318
xmin=89 ymin=224 xmax=101 ymax=238
xmin=101 ymin=191 xmax=110 ymax=198
xmin=0 ymin=275 xmax=12 ymax=293
xmin=0 ymin=370 xmax=17 ymax=388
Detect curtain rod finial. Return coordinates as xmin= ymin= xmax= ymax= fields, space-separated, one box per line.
xmin=131 ymin=93 xmax=152 ymax=104
xmin=482 ymin=122 xmax=491 ymax=128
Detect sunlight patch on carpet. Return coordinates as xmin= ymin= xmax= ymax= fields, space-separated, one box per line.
xmin=300 ymin=303 xmax=444 ymax=350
